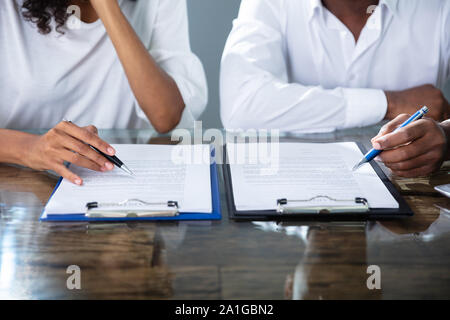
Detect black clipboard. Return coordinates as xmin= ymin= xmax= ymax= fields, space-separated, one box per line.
xmin=223 ymin=143 xmax=413 ymax=221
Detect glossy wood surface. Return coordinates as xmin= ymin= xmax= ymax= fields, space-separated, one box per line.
xmin=0 ymin=127 xmax=449 ymax=299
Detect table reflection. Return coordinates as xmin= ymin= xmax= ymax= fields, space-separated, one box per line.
xmin=253 ymin=200 xmax=450 ymax=300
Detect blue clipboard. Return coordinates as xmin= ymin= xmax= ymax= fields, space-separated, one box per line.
xmin=40 ymin=161 xmax=221 ymax=222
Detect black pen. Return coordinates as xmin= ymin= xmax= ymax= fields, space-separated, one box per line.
xmin=63 ymin=119 xmax=134 ymax=176
xmin=89 ymin=145 xmax=134 ymax=176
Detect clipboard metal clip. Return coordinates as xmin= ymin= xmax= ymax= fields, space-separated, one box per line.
xmin=85 ymin=199 xmax=179 ymax=218
xmin=276 ymin=196 xmax=369 ymax=214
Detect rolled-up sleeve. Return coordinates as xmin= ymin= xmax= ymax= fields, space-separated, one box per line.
xmin=220 ymin=0 xmax=387 ymax=133
xmin=135 ymin=0 xmax=208 ymax=127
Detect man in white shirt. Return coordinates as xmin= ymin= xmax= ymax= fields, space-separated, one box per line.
xmin=220 ymin=0 xmax=450 ymax=133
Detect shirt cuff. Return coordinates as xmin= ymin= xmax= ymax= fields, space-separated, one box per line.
xmin=342 ymin=88 xmax=388 ymax=128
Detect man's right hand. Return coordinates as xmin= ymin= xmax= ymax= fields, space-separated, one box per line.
xmin=371 ymin=115 xmax=449 ymax=178
xmin=22 ymin=121 xmax=116 ymax=185
xmin=385 ymin=84 xmax=450 ymax=122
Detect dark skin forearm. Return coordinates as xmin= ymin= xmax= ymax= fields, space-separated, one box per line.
xmin=440 ymin=120 xmax=450 ymax=160
xmin=90 ymin=0 xmax=185 ymax=133
xmin=385 ymin=85 xmax=449 ymax=122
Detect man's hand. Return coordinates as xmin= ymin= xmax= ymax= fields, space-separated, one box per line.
xmin=23 ymin=122 xmax=116 ymax=185
xmin=371 ymin=115 xmax=449 ymax=178
xmin=385 ymin=85 xmax=450 ymax=122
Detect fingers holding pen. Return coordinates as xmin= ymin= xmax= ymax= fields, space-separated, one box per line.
xmin=58 ymin=121 xmax=116 ymax=156
xmin=61 ymin=133 xmax=114 ymax=171
xmin=370 ymin=118 xmax=447 ymax=178
xmin=58 ymin=122 xmax=116 ymax=170
xmin=23 ymin=121 xmax=117 ymax=186
xmin=371 ymin=114 xmax=411 ymax=143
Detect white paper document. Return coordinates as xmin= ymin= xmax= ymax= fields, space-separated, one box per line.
xmin=43 ymin=144 xmax=212 ymax=216
xmin=435 ymin=184 xmax=450 ymax=198
xmin=227 ymin=142 xmax=399 ymax=211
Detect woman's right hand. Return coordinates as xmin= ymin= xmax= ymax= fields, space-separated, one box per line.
xmin=23 ymin=121 xmax=116 ymax=185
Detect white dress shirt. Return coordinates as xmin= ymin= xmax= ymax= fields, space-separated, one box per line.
xmin=0 ymin=0 xmax=207 ymax=130
xmin=220 ymin=0 xmax=450 ymax=132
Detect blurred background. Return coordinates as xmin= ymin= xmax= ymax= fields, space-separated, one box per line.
xmin=187 ymin=0 xmax=450 ymax=129
xmin=187 ymin=0 xmax=241 ymax=129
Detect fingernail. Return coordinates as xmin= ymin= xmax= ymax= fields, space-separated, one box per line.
xmin=105 ymin=162 xmax=114 ymax=170
xmin=107 ymin=147 xmax=115 ymax=155
xmin=374 ymin=156 xmax=382 ymax=162
xmin=75 ymin=179 xmax=82 ymax=185
xmin=373 ymin=142 xmax=382 ymax=150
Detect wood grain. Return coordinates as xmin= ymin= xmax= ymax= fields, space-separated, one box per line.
xmin=0 ymin=129 xmax=449 ymax=299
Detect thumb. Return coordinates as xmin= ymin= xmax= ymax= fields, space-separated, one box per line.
xmin=372 ymin=114 xmax=410 ymax=143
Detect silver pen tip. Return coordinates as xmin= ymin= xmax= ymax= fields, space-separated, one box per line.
xmin=121 ymin=165 xmax=135 ymax=176
xmin=352 ymin=159 xmax=366 ymax=172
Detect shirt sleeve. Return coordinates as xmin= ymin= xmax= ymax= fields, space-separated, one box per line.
xmin=442 ymin=0 xmax=450 ymax=82
xmin=220 ymin=0 xmax=387 ymax=132
xmin=134 ymin=0 xmax=208 ymax=128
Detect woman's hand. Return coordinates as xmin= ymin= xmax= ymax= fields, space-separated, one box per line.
xmin=22 ymin=121 xmax=116 ymax=185
xmin=371 ymin=114 xmax=449 ymax=178
xmin=88 ymin=0 xmax=185 ymax=133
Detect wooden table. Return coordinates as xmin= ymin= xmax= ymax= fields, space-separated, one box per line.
xmin=0 ymin=127 xmax=449 ymax=299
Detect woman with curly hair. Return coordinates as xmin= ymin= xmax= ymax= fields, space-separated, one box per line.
xmin=0 ymin=0 xmax=207 ymax=185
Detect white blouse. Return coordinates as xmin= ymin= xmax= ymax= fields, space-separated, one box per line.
xmin=0 ymin=0 xmax=207 ymax=129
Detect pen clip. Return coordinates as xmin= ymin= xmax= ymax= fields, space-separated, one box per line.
xmin=85 ymin=199 xmax=179 ymax=218
xmin=276 ymin=196 xmax=369 ymax=214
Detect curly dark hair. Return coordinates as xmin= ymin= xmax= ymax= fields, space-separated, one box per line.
xmin=21 ymin=0 xmax=137 ymax=35
xmin=22 ymin=0 xmax=71 ymax=34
